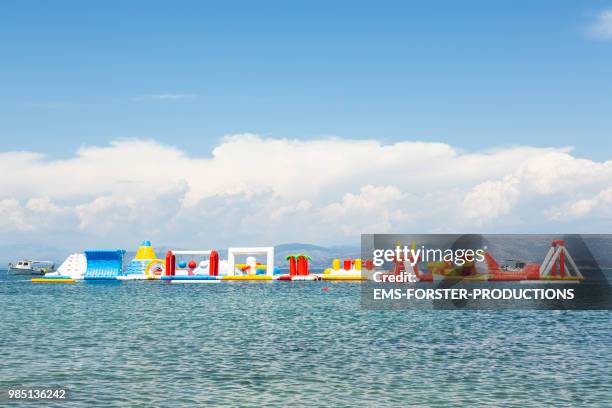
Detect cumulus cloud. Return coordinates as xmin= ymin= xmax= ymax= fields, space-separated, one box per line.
xmin=0 ymin=199 xmax=33 ymax=232
xmin=0 ymin=135 xmax=610 ymax=250
xmin=462 ymin=177 xmax=520 ymax=224
xmin=587 ymin=9 xmax=612 ymax=40
xmin=320 ymin=185 xmax=408 ymax=235
xmin=461 ymin=150 xmax=612 ymax=224
xmin=546 ymin=187 xmax=612 ymax=220
xmin=270 ymin=200 xmax=312 ymax=222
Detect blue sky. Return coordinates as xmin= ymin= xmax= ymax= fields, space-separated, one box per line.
xmin=1 ymin=1 xmax=612 ymax=259
xmin=1 ymin=0 xmax=612 ymax=160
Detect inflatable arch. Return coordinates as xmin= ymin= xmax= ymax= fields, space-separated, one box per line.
xmin=227 ymin=247 xmax=274 ymax=277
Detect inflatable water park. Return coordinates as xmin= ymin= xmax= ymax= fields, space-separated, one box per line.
xmin=31 ymin=239 xmax=586 ymax=284
xmin=381 ymin=239 xmax=584 ymax=283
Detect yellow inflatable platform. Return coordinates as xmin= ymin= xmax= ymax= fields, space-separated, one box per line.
xmin=31 ymin=278 xmax=75 ymax=283
xmin=321 ymin=259 xmax=366 ymax=281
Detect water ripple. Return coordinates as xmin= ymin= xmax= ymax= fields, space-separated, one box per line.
xmin=1 ymin=277 xmax=610 ymax=407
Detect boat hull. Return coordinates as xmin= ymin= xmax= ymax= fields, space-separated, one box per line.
xmin=8 ymin=267 xmax=46 ymax=275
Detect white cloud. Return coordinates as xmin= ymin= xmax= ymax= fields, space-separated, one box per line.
xmin=0 ymin=135 xmax=610 ymax=250
xmin=546 ymin=186 xmax=612 ymax=220
xmin=320 ymin=185 xmax=408 ymax=235
xmin=462 ymin=176 xmax=520 ymax=224
xmin=0 ymin=199 xmax=33 ymax=232
xmin=26 ymin=197 xmax=65 ymax=214
xmin=587 ymin=9 xmax=612 ymax=40
xmin=461 ymin=150 xmax=612 ymax=224
xmin=270 ymin=200 xmax=312 ymax=221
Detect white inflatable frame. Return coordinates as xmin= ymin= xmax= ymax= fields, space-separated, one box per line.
xmin=227 ymin=247 xmax=274 ymax=277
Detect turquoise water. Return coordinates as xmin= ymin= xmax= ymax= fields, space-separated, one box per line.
xmin=1 ymin=271 xmax=610 ymax=407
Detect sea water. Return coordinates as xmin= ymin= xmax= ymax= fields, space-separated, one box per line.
xmin=1 ymin=270 xmax=610 ymax=407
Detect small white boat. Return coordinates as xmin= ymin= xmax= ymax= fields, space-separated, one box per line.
xmin=8 ymin=260 xmax=55 ymax=275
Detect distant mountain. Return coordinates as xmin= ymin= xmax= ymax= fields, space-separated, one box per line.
xmin=0 ymin=243 xmax=70 ymax=266
xmin=274 ymin=243 xmax=360 ymax=268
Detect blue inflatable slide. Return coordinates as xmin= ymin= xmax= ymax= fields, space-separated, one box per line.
xmin=84 ymin=250 xmax=126 ymax=280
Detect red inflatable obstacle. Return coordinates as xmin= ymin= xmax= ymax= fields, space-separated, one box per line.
xmin=298 ymin=255 xmax=310 ymax=276
xmin=487 ymin=239 xmax=583 ymax=281
xmin=539 ymin=239 xmax=584 ymax=281
xmin=165 ymin=251 xmax=175 ymax=276
xmin=287 ymin=255 xmax=297 ymax=277
xmin=209 ymin=251 xmax=219 ymax=276
xmin=278 ymin=254 xmax=320 ymax=281
xmin=165 ymin=250 xmax=220 ymax=277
